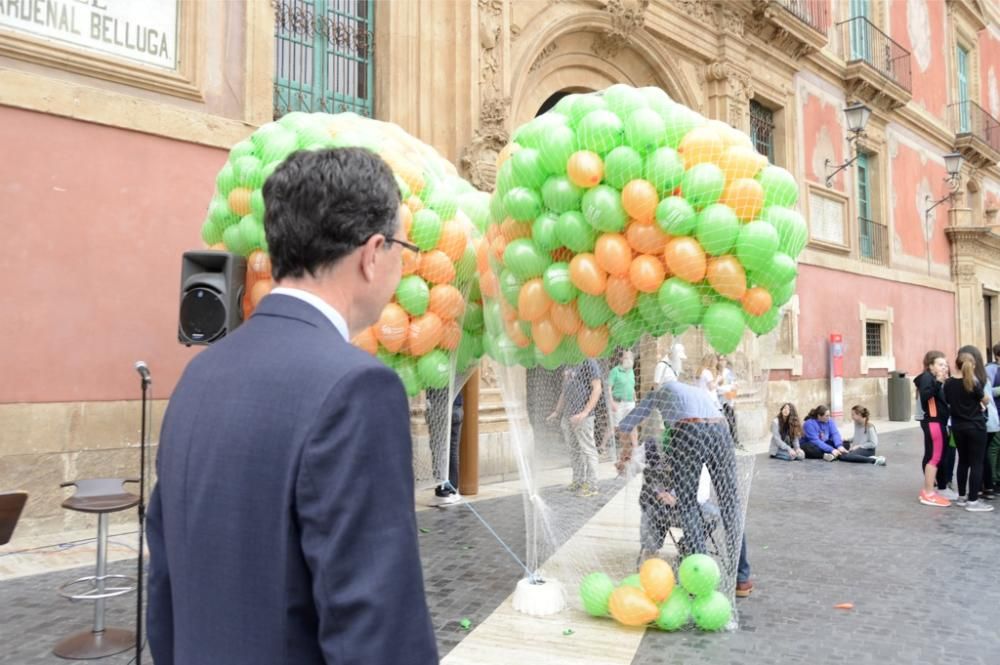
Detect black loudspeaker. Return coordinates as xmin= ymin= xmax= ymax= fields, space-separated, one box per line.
xmin=178 ymin=251 xmax=246 ymax=346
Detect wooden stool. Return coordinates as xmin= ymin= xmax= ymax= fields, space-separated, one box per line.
xmin=53 ymin=478 xmax=139 ymax=660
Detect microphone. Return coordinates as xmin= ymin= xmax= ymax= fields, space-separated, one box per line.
xmin=135 ymin=361 xmax=152 ymax=384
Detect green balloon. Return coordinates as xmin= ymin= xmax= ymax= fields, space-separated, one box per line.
xmin=580 ymin=572 xmax=616 ymax=617
xmin=753 ymin=252 xmax=798 ymax=291
xmin=557 ymin=211 xmax=597 ymax=252
xmin=761 ymin=206 xmax=808 ymax=258
xmin=620 ymin=573 xmax=643 ymax=589
xmin=644 ymin=147 xmax=685 ymax=196
xmin=222 ymin=222 xmax=248 ymax=256
xmin=640 ymin=86 xmax=674 ymax=116
xmin=578 ymin=293 xmax=614 ymax=327
xmin=294 ymin=121 xmax=334 ymax=149
xmin=277 ymin=111 xmax=311 ymax=131
xmin=417 ymin=350 xmax=451 ymax=390
xmin=513 ymin=114 xmax=568 ymax=150
xmin=695 ymin=204 xmax=740 ymax=256
xmin=537 ymin=344 xmax=565 ymax=370
xmin=681 ymin=163 xmax=725 ymax=210
xmin=638 ymin=292 xmax=668 ymax=329
xmin=397 ymin=358 xmax=423 ymax=397
xmin=655 ymin=196 xmax=697 ymax=236
xmin=656 ymin=592 xmax=692 ymax=631
xmin=769 ymin=277 xmax=797 ymax=307
xmin=495 ymin=158 xmax=516 ymax=198
xmin=757 ymin=165 xmax=799 ymax=208
xmin=463 ymin=301 xmax=484 ymax=332
xmin=692 ymin=591 xmax=732 ymax=631
xmin=603 ymin=146 xmax=644 ymax=190
xmin=511 ymin=148 xmax=548 ymax=189
xmin=500 ymin=269 xmax=523 ymax=307
xmin=581 ymin=185 xmax=627 ymax=232
xmin=577 ymin=109 xmax=624 ymax=155
xmin=610 ymin=310 xmax=644 ymax=347
xmin=455 ymin=246 xmax=477 ymax=285
xmin=568 ymin=94 xmax=608 ymax=128
xmin=424 ymin=186 xmax=459 ymax=220
xmin=504 ymin=187 xmax=543 ymax=222
xmin=603 ymin=84 xmax=648 ymax=121
xmin=541 ymin=175 xmax=584 ymax=213
xmin=376 ymin=348 xmax=399 ymax=369
xmin=229 ymin=139 xmax=256 ymax=161
xmin=410 ymin=209 xmax=443 ymax=251
xmin=517 ymin=346 xmax=539 ymax=369
xmin=625 ymin=108 xmax=665 ymax=154
xmin=493 ymin=333 xmax=521 ymax=367
xmin=238 ymin=215 xmax=263 ymax=254
xmin=559 ymin=336 xmax=585 ymax=364
xmin=234 ymin=155 xmax=264 ymax=189
xmin=458 ymin=191 xmax=491 ymax=233
xmin=255 ymin=126 xmax=298 ymax=164
xmin=736 ymin=221 xmax=780 ymax=273
xmin=551 ymin=94 xmax=578 ymax=118
xmin=678 ymin=554 xmax=721 ymax=597
xmin=208 ymin=195 xmax=239 ymax=229
xmin=702 ymin=302 xmax=745 ymax=354
xmin=658 ymin=278 xmax=703 ymax=326
xmin=489 ymin=189 xmax=507 ymax=223
xmin=456 ymin=337 xmax=475 ymax=374
xmin=745 ymin=306 xmax=781 ymax=335
xmin=250 ymin=189 xmax=266 ymax=224
xmin=537 ymin=124 xmax=578 ymax=175
xmin=543 ymin=263 xmax=577 ymax=304
xmin=396 ymin=275 xmax=430 ymax=316
xmin=661 ymin=105 xmax=704 ymax=149
xmin=483 ymin=300 xmax=504 ymax=336
xmin=215 ymin=162 xmax=238 ymax=196
xmin=395 ymin=175 xmax=412 ymax=201
xmin=201 ymin=218 xmax=222 ymax=246
xmin=533 ymin=211 xmax=562 ymax=251
xmin=504 ymin=238 xmax=551 ymax=280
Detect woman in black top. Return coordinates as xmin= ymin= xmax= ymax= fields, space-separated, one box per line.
xmin=915 ymin=351 xmax=951 ymax=506
xmin=944 ymin=350 xmax=993 ymax=512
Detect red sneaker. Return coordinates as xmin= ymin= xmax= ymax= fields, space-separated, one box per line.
xmin=918 ymin=490 xmax=951 ymax=507
xmin=735 ymin=580 xmax=753 ymax=598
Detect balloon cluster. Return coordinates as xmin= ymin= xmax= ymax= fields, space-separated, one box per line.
xmin=580 ymin=554 xmax=731 ymax=632
xmin=201 ymin=112 xmax=490 ymax=394
xmin=480 ymin=84 xmax=805 ymax=362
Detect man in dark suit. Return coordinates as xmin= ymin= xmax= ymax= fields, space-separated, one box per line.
xmin=147 ymin=148 xmax=439 ymax=665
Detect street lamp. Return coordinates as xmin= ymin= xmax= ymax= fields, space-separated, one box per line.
xmin=825 ymin=103 xmax=872 ymax=187
xmin=923 ymin=152 xmax=964 ymax=274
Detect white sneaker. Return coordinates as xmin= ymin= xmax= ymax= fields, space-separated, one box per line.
xmin=429 ymin=492 xmax=463 ymax=507
xmin=938 ymin=488 xmax=959 ymax=500
xmin=965 ymin=500 xmax=994 ymax=512
xmin=955 ymin=495 xmax=968 ymax=507
xmin=823 ymin=453 xmax=835 ymax=462
xmin=873 ymin=456 xmax=887 ymax=466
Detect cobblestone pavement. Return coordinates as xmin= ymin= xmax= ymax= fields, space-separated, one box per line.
xmin=4 ymin=426 xmax=999 ymax=664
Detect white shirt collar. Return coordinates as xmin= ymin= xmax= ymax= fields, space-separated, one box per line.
xmin=269 ymin=287 xmax=350 ymax=340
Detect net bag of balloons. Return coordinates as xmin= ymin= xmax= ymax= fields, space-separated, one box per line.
xmin=478 ymin=84 xmax=805 ymax=364
xmin=198 ymin=112 xmax=489 ymax=486
xmin=579 ymin=554 xmax=732 ymax=632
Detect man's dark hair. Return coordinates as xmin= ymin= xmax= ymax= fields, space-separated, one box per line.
xmin=263 ymin=148 xmax=401 ymax=281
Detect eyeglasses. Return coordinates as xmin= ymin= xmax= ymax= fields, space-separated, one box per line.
xmin=384 ymin=237 xmax=421 ymax=253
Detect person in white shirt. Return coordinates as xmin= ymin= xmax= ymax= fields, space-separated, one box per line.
xmin=653 ymin=342 xmax=687 ymax=386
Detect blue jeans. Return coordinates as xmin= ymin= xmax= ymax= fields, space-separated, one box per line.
xmin=738 ymin=533 xmax=750 ymax=584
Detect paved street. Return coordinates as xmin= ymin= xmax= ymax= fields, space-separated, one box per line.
xmin=3 ymin=426 xmax=1000 ymax=664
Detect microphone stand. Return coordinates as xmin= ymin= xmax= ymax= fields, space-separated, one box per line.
xmin=135 ymin=367 xmax=151 ymax=665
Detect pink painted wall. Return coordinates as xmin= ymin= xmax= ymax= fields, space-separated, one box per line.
xmin=979 ymin=26 xmax=1000 ymax=121
xmin=0 ymin=107 xmax=228 ymax=403
xmin=801 ymin=92 xmax=846 ymax=191
xmin=889 ymin=0 xmax=948 ymax=122
xmin=890 ymin=142 xmax=950 ymax=264
xmin=796 ymin=264 xmax=955 ymax=380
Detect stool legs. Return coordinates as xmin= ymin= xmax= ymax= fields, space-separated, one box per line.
xmin=93 ymin=513 xmax=108 ymax=634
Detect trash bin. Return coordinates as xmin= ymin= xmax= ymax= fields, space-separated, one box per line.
xmin=887 ymin=371 xmax=911 ymax=422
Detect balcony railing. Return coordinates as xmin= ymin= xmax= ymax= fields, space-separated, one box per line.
xmin=858 ymin=217 xmax=889 ymax=266
xmin=950 ymin=100 xmax=1000 ymax=153
xmin=839 ymin=16 xmax=912 ymax=94
xmin=776 ymin=0 xmax=831 ymax=34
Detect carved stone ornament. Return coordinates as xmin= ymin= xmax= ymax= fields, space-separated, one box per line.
xmin=461 ymin=97 xmax=512 ymax=191
xmin=529 ymin=42 xmax=559 ymax=72
xmin=592 ymin=0 xmax=651 ymax=59
xmin=673 ymin=0 xmax=744 ymax=36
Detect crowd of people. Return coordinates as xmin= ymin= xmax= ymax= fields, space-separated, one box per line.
xmin=770 ymin=403 xmax=886 ymax=465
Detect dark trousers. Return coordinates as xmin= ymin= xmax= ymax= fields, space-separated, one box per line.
xmin=954 ymin=426 xmax=988 ymax=502
xmin=801 ymin=442 xmax=829 ymax=459
xmin=937 ymin=445 xmax=956 ymax=491
xmin=426 ymin=388 xmax=462 ymax=492
xmin=983 ymin=438 xmax=995 ymax=492
xmin=839 ymin=445 xmax=877 ymax=463
xmin=920 ymin=420 xmax=953 ymax=489
xmin=722 ymin=402 xmax=738 ymax=445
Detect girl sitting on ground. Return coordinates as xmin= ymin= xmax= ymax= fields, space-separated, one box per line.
xmin=769 ymin=403 xmax=805 ymax=461
xmin=838 ymin=405 xmax=886 ymax=465
xmin=801 ymin=405 xmax=846 ymax=461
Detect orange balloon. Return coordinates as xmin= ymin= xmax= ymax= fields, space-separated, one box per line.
xmin=531 ymin=316 xmax=563 ymax=355
xmin=706 ymin=255 xmax=747 ymax=300
xmin=595 ymin=233 xmax=633 ymax=276
xmin=480 ymin=270 xmax=499 ymax=298
xmin=664 ymin=237 xmax=707 ymax=283
xmin=639 ymin=558 xmax=676 ymax=603
xmin=437 ymin=220 xmax=468 ymax=262
xmin=621 ymin=179 xmax=659 ymax=223
xmin=577 ymin=325 xmax=610 ymax=358
xmin=566 ymin=150 xmax=604 ymax=188
xmin=408 ymin=312 xmax=444 ymax=356
xmin=551 ymin=302 xmax=583 ymax=335
xmin=569 ymin=253 xmax=607 ymax=296
xmin=720 ymin=178 xmax=765 ymax=221
xmin=720 ymin=146 xmax=766 ymax=182
xmin=500 ymin=300 xmax=519 ymax=322
xmin=606 ymin=275 xmax=638 ymax=315
xmin=401 ymin=248 xmax=421 ymax=276
xmin=629 ymin=254 xmax=666 ymax=293
xmin=400 ymin=204 xmax=413 ymax=238
xmin=505 ymin=319 xmax=531 ymax=348
xmin=242 ymin=271 xmax=257 ymax=319
xmin=419 ymin=250 xmax=457 ymax=285
xmin=247 ymin=250 xmax=271 ymax=279
xmin=678 ymin=125 xmax=726 ymax=169
xmin=476 ymin=238 xmax=491 ymax=274
xmin=250 ymin=279 xmax=272 ymax=307
xmin=742 ymin=286 xmax=774 ymax=317
xmin=491 ymin=236 xmax=507 ymax=264
xmin=501 ymin=218 xmax=533 ymax=243
xmin=625 ymin=220 xmax=670 ymax=254
xmin=208 ymin=242 xmax=227 ymax=251
xmin=607 ymin=586 xmax=659 ymax=627
xmin=375 ymin=303 xmax=409 ymax=353
xmin=551 ymin=247 xmax=574 ymax=263
xmin=352 ymin=326 xmax=378 ymax=355
xmin=406 ymin=195 xmax=424 ymax=213
xmin=228 ymin=187 xmax=253 ymax=217
xmin=429 ymin=284 xmax=465 ymax=321
xmin=518 ymin=278 xmax=552 ymax=322
xmin=440 ymin=320 xmax=462 ymax=351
